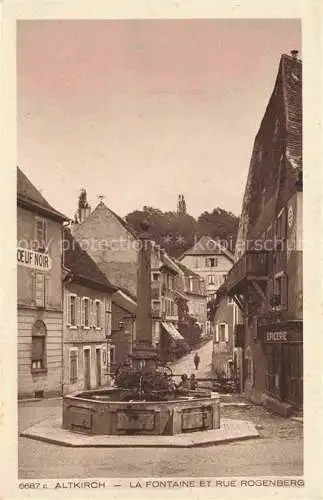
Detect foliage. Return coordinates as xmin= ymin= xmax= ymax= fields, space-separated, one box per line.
xmin=178 ymin=317 xmax=202 ymax=348
xmin=125 ymin=206 xmax=239 ymax=258
xmin=115 ymin=366 xmax=172 ymax=398
xmin=173 ymin=339 xmax=191 ymax=359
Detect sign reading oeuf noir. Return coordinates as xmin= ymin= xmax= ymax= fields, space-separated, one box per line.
xmin=17 ymin=247 xmax=52 ymax=271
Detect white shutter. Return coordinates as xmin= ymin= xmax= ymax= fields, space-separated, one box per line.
xmin=81 ymin=298 xmax=85 ymax=327
xmin=225 ymin=323 xmax=229 ymax=343
xmin=76 ymin=296 xmax=81 ymax=326
xmin=100 ymin=300 xmax=105 ymax=329
xmin=90 ymin=299 xmax=94 ymax=327
xmin=67 ymin=293 xmax=71 ymax=326
xmin=215 ymin=324 xmax=219 ymax=343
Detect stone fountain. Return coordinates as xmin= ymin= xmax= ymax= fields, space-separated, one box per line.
xmin=62 ymin=222 xmax=220 ymax=436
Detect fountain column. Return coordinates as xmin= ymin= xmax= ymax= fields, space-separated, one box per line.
xmin=131 ymin=221 xmax=158 ymax=369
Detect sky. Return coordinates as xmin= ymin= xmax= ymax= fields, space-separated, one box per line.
xmin=17 ymin=19 xmax=301 ymax=219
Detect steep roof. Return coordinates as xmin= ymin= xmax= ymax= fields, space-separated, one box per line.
xmin=63 ymin=227 xmax=117 ymax=292
xmin=161 ymin=252 xmax=182 ymax=275
xmin=235 ymin=53 xmax=302 ymax=249
xmin=181 ymin=235 xmax=234 ymax=262
xmin=73 ymin=201 xmax=137 ymax=239
xmin=258 ymin=53 xmax=302 ymax=170
xmin=17 ymin=166 xmax=67 ymax=221
xmin=112 ymin=289 xmax=137 ymax=314
xmin=280 ymin=54 xmax=302 ymax=169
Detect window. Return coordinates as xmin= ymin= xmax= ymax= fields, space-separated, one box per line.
xmin=152 ymin=300 xmax=161 ymax=315
xmin=69 ymin=349 xmax=78 ymax=384
xmin=208 ymin=275 xmax=215 ymax=285
xmin=215 ymin=323 xmax=228 ymax=343
xmin=82 ymin=298 xmax=90 ymax=327
xmin=35 ymin=218 xmax=47 ymax=252
xmin=219 ymin=324 xmax=226 ymax=342
xmin=205 ymin=257 xmax=217 ymax=268
xmin=195 ymin=258 xmax=199 ymax=268
xmin=273 ymin=273 xmax=288 ymax=308
xmin=95 ymin=300 xmax=101 ymax=328
xmin=152 ymin=273 xmax=160 ymax=281
xmin=31 ymin=320 xmax=46 ymax=372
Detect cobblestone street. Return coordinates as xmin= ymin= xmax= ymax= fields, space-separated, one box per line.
xmin=18 ymin=397 xmax=303 ymax=479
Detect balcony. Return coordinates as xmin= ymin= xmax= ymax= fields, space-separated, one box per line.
xmin=226 ymin=251 xmax=269 ymax=294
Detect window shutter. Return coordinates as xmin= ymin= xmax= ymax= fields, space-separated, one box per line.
xmin=35 ymin=273 xmax=45 ymax=307
xmin=44 ymin=276 xmax=50 ymax=308
xmin=76 ymin=296 xmax=81 ymax=326
xmin=81 ymin=298 xmax=85 ymax=327
xmin=100 ymin=300 xmax=105 ymax=329
xmin=225 ymin=323 xmax=229 ymax=342
xmin=67 ymin=294 xmax=71 ymax=325
xmin=90 ymin=299 xmax=94 ymax=327
xmin=215 ymin=325 xmax=219 ymax=343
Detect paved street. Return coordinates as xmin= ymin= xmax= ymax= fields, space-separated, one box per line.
xmin=19 ymin=397 xmax=303 ymax=478
xmin=170 ymin=339 xmax=213 ymax=378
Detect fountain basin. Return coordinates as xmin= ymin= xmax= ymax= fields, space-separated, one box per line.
xmin=63 ymin=388 xmax=220 ymax=436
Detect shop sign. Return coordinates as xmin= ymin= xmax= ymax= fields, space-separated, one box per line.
xmin=264 ymin=329 xmax=302 ymax=343
xmin=17 ymin=247 xmax=52 ymax=271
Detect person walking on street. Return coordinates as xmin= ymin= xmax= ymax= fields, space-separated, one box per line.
xmin=194 ymin=352 xmax=200 ymax=371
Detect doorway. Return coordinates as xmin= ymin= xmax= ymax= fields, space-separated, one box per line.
xmin=96 ymin=348 xmax=101 ymax=387
xmin=84 ymin=348 xmax=91 ymax=390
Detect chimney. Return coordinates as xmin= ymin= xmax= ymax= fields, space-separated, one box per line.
xmin=291 ymin=50 xmax=299 ymax=60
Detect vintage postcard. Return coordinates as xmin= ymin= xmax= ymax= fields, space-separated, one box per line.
xmin=0 ymin=0 xmax=322 ymax=499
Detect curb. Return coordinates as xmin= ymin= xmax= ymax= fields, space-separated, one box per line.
xmin=18 ymin=397 xmax=62 ymax=404
xmin=20 ymin=418 xmax=260 ymax=449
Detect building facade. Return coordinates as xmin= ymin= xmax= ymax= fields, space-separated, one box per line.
xmin=175 ymin=261 xmax=207 ymax=337
xmin=17 ymin=167 xmax=67 ymax=399
xmin=226 ymin=52 xmax=302 ymax=416
xmin=211 ymin=286 xmax=237 ymax=377
xmin=180 ymin=235 xmax=234 ymax=299
xmin=63 ymin=228 xmax=116 ymax=394
xmin=71 ymin=195 xmax=183 ymax=359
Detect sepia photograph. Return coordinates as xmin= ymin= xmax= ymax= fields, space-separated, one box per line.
xmin=0 ymin=0 xmax=320 ymax=493
xmin=15 ymin=17 xmax=306 ymax=483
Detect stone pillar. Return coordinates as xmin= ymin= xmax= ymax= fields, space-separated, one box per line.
xmin=131 ymin=221 xmax=157 ymax=369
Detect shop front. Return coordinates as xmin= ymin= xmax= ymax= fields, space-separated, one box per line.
xmin=259 ymin=319 xmax=303 ymax=415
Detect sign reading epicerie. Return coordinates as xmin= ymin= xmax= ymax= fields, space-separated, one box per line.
xmin=17 ymin=247 xmax=52 ymax=271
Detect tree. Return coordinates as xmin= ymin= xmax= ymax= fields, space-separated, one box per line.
xmin=125 ymin=205 xmax=239 ymax=258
